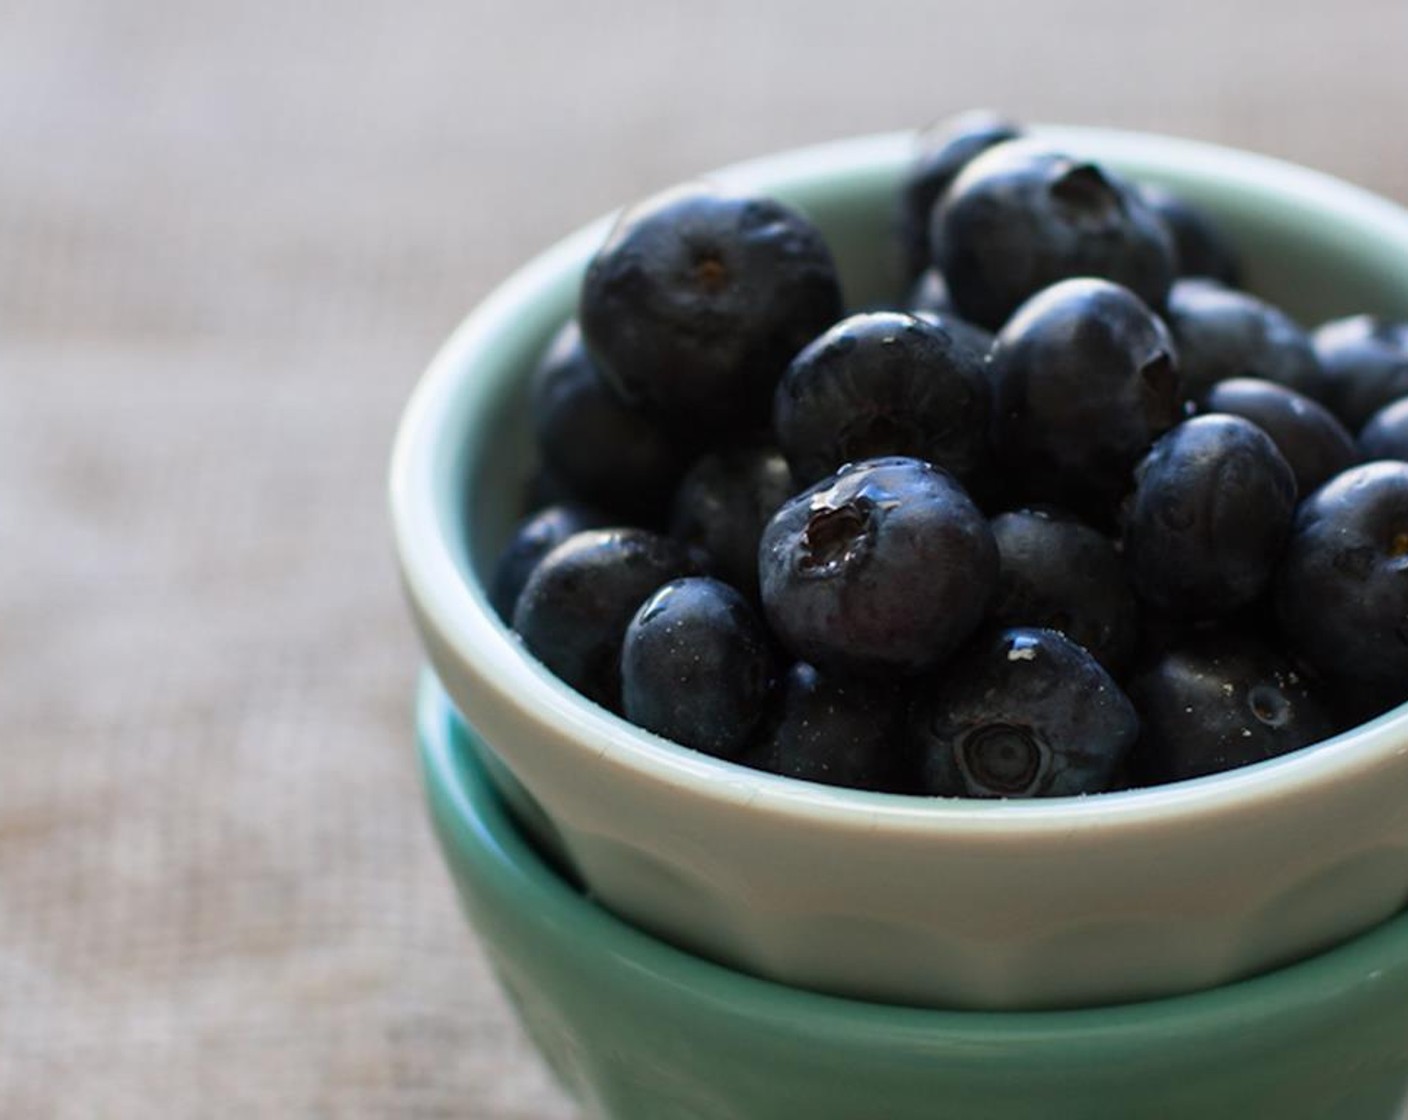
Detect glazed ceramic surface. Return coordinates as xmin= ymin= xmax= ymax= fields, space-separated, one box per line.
xmin=421 ymin=674 xmax=1408 ymax=1120
xmin=391 ymin=127 xmax=1408 ymax=1010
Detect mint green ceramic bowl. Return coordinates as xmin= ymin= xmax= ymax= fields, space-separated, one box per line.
xmin=420 ymin=673 xmax=1408 ymax=1120
xmin=392 ymin=128 xmax=1408 ymax=1012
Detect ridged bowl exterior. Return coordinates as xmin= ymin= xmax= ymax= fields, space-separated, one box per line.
xmin=421 ymin=676 xmax=1408 ymax=1120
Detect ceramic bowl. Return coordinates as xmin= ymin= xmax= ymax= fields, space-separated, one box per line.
xmin=420 ymin=673 xmax=1408 ymax=1120
xmin=391 ymin=127 xmax=1408 ymax=1010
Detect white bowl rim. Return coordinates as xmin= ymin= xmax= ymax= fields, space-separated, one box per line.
xmin=390 ymin=125 xmax=1408 ymax=839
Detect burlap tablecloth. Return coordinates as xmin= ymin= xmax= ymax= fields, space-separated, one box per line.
xmin=4 ymin=1 xmax=1407 ymax=1115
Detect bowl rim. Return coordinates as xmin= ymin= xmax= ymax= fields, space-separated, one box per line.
xmin=391 ymin=125 xmax=1408 ymax=840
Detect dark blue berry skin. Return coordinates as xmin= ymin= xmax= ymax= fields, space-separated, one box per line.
xmin=989 ymin=278 xmax=1181 ymax=517
xmin=758 ymin=456 xmax=998 ymax=677
xmin=531 ymin=320 xmax=689 ymax=521
xmin=1126 ymin=630 xmax=1337 ymax=784
xmin=1125 ymin=414 xmax=1296 ymax=617
xmin=741 ymin=663 xmax=911 ymax=792
xmin=1314 ymin=315 xmax=1408 ymax=432
xmin=898 ymin=111 xmax=1022 ymax=280
xmin=1203 ymin=377 xmax=1358 ymax=497
xmin=1164 ymin=279 xmax=1324 ymax=404
xmin=931 ymin=142 xmax=1175 ymax=330
xmin=669 ymin=445 xmax=793 ymax=602
xmin=774 ymin=311 xmax=991 ymax=490
xmin=512 ymin=529 xmax=703 ymax=711
xmin=579 ymin=184 xmax=844 ymax=433
xmin=1275 ymin=461 xmax=1408 ymax=690
xmin=621 ymin=578 xmax=777 ymax=760
xmin=910 ymin=308 xmax=995 ymax=364
xmin=912 ymin=627 xmax=1139 ymax=798
xmin=1137 ymin=183 xmax=1242 ymax=287
xmin=490 ymin=502 xmax=607 ymax=622
xmin=989 ymin=509 xmax=1139 ymax=678
xmin=1359 ymin=398 xmax=1408 ymax=461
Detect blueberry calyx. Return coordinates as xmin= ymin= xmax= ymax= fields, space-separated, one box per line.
xmin=959 ymin=722 xmax=1047 ymax=796
xmin=798 ymin=498 xmax=876 ymax=577
xmin=1049 ymin=162 xmax=1122 ymax=222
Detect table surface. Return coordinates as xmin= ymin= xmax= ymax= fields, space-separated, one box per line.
xmin=5 ymin=1 xmax=1408 ymax=1115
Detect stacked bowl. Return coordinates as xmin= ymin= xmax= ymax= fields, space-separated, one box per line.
xmin=391 ymin=127 xmax=1408 ymax=1117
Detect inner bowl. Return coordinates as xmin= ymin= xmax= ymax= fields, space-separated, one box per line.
xmin=421 ymin=673 xmax=1408 ymax=1120
xmin=391 ymin=127 xmax=1408 ymax=1010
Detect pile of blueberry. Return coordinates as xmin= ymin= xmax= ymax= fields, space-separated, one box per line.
xmin=489 ymin=112 xmax=1408 ymax=798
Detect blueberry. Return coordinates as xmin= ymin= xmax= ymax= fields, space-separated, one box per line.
xmin=932 ymin=142 xmax=1175 ymax=330
xmin=1164 ymin=279 xmax=1324 ymax=403
xmin=1136 ymin=183 xmax=1242 ymax=286
xmin=988 ymin=278 xmax=1181 ymax=516
xmin=1125 ymin=414 xmax=1296 ymax=617
xmin=489 ymin=502 xmax=607 ymax=622
xmin=1359 ymin=398 xmax=1408 ymax=461
xmin=741 ymin=663 xmax=910 ymax=792
xmin=1126 ymin=630 xmax=1336 ymax=784
xmin=774 ymin=311 xmax=991 ymax=490
xmin=669 ymin=445 xmax=794 ymax=601
xmin=897 ymin=110 xmax=1022 ymax=279
xmin=621 ymin=578 xmax=777 ymax=759
xmin=989 ymin=508 xmax=1139 ymax=677
xmin=1202 ymin=377 xmax=1357 ymax=496
xmin=531 ymin=320 xmax=689 ymax=520
xmin=580 ymin=184 xmax=844 ymax=432
xmin=1313 ymin=315 xmax=1408 ymax=431
xmin=758 ymin=456 xmax=997 ymax=677
xmin=1275 ymin=461 xmax=1408 ymax=690
xmin=512 ymin=529 xmax=703 ymax=710
xmin=912 ymin=627 xmax=1139 ymax=798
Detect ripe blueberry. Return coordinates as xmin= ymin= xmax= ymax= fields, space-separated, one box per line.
xmin=669 ymin=445 xmax=794 ymax=602
xmin=531 ymin=320 xmax=688 ymax=520
xmin=912 ymin=627 xmax=1139 ymax=798
xmin=774 ymin=311 xmax=991 ymax=490
xmin=989 ymin=508 xmax=1139 ymax=678
xmin=512 ymin=529 xmax=702 ymax=711
xmin=989 ymin=278 xmax=1181 ymax=516
xmin=1202 ymin=377 xmax=1357 ymax=496
xmin=490 ymin=502 xmax=606 ymax=622
xmin=758 ymin=456 xmax=997 ymax=677
xmin=898 ymin=110 xmax=1021 ymax=280
xmin=1313 ymin=315 xmax=1408 ymax=432
xmin=1125 ymin=414 xmax=1296 ymax=617
xmin=1126 ymin=630 xmax=1336 ymax=784
xmin=1164 ymin=279 xmax=1324 ymax=403
xmin=932 ymin=142 xmax=1175 ymax=330
xmin=1275 ymin=460 xmax=1408 ymax=691
xmin=580 ymin=184 xmax=844 ymax=433
xmin=621 ymin=577 xmax=777 ymax=759
xmin=742 ymin=663 xmax=911 ymax=792
xmin=1359 ymin=398 xmax=1408 ymax=461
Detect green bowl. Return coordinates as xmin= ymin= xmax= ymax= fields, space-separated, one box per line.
xmin=420 ymin=672 xmax=1408 ymax=1120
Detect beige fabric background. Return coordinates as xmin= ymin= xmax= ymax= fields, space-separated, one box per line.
xmin=3 ymin=1 xmax=1408 ymax=1115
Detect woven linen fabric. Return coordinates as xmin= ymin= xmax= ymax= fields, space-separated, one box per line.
xmin=2 ymin=1 xmax=1407 ymax=1115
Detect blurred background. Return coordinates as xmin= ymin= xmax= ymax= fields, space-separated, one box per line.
xmin=3 ymin=0 xmax=1406 ymax=1115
